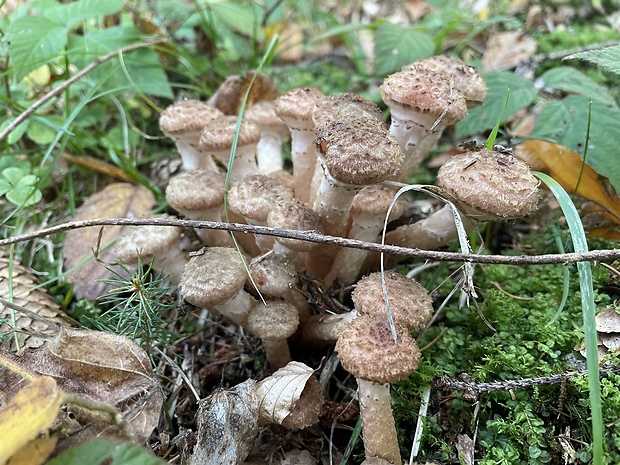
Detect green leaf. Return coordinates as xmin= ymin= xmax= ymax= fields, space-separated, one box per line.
xmin=374 ymin=23 xmax=434 ymax=75
xmin=44 ymin=0 xmax=123 ymax=28
xmin=6 ymin=186 xmax=42 ymax=207
xmin=0 ymin=118 xmax=30 ymax=145
xmin=207 ymin=1 xmax=264 ymax=40
xmin=7 ymin=16 xmax=68 ymax=81
xmin=67 ymin=26 xmax=173 ymax=98
xmin=567 ymin=44 xmax=620 ymax=76
xmin=46 ymin=439 xmax=166 ymax=465
xmin=456 ymin=70 xmax=537 ymax=138
xmin=26 ymin=119 xmax=58 ymax=145
xmin=2 ymin=167 xmax=26 ymax=184
xmin=540 ymin=66 xmax=616 ymax=105
xmin=530 ymin=95 xmax=620 ymax=193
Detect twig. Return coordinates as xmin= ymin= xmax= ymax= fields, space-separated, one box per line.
xmin=433 ymin=365 xmax=620 ymax=397
xmin=0 ymin=38 xmax=168 ymax=142
xmin=0 ymin=216 xmax=619 ymax=265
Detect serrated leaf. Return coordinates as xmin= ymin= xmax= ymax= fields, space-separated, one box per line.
xmin=531 ymin=95 xmax=620 ymax=193
xmin=44 ymin=0 xmax=123 ymax=28
xmin=567 ymin=44 xmax=620 ymax=76
xmin=456 ymin=70 xmax=537 ymax=138
xmin=540 ymin=66 xmax=616 ymax=106
xmin=46 ymin=439 xmax=166 ymax=465
xmin=374 ymin=23 xmax=434 ymax=75
xmin=7 ymin=16 xmax=68 ymax=81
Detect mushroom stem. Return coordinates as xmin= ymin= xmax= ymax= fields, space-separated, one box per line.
xmin=357 ymin=379 xmax=401 ymax=464
xmin=262 ymin=339 xmax=292 ymax=370
xmin=216 ymin=291 xmax=256 ymax=327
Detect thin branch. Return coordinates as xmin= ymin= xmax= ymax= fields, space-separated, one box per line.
xmin=0 ymin=216 xmax=619 ymax=265
xmin=433 ymin=365 xmax=620 ymax=397
xmin=0 ymin=38 xmax=168 ymax=142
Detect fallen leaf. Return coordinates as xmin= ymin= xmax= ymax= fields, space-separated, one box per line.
xmin=515 ymin=140 xmax=620 ymax=238
xmin=0 ymin=328 xmax=162 ymax=451
xmin=0 ymin=255 xmax=74 ymax=352
xmin=6 ymin=435 xmax=57 ymax=465
xmin=63 ymin=183 xmax=155 ymax=300
xmin=255 ymin=361 xmax=315 ymax=424
xmin=482 ymin=31 xmax=537 ymax=71
xmin=0 ymin=376 xmax=62 ymax=463
xmin=595 ymin=308 xmax=620 ymax=333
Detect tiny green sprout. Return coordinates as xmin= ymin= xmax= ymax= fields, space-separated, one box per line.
xmin=0 ymin=166 xmax=42 ymax=207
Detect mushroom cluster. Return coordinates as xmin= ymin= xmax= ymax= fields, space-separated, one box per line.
xmin=118 ymin=59 xmax=544 ymax=463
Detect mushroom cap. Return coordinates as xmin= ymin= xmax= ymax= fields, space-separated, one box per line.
xmin=336 ymin=315 xmax=421 ymax=384
xmin=159 ymin=100 xmax=224 ymax=136
xmin=315 ymin=119 xmax=404 ymax=185
xmin=208 ymin=71 xmax=280 ymax=115
xmin=267 ymin=201 xmax=323 ymax=252
xmin=249 ymin=255 xmax=296 ymax=297
xmin=179 ymin=247 xmax=247 ymax=307
xmin=437 ymin=148 xmax=541 ymax=219
xmin=166 ymin=169 xmax=225 ymax=212
xmin=274 ymin=87 xmax=325 ymax=127
xmin=350 ymin=185 xmax=404 ymax=220
xmin=352 ymin=271 xmax=433 ymax=331
xmin=380 ymin=68 xmax=468 ymax=125
xmin=404 ymin=55 xmax=488 ymax=106
xmin=115 ymin=214 xmax=181 ymax=263
xmin=246 ymin=300 xmax=300 ymax=340
xmin=280 ymin=376 xmax=325 ymax=430
xmin=244 ymin=101 xmax=289 ymax=138
xmin=199 ymin=115 xmax=261 ymax=151
xmin=228 ymin=175 xmax=295 ymax=222
xmin=312 ymin=93 xmax=383 ymax=130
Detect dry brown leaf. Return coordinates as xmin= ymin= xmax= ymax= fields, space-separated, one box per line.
xmin=515 ymin=140 xmax=620 ymax=238
xmin=0 ymin=328 xmax=162 ymax=450
xmin=0 ymin=376 xmax=62 ymax=463
xmin=595 ymin=308 xmax=620 ymax=333
xmin=0 ymin=256 xmax=73 ymax=352
xmin=6 ymin=434 xmax=57 ymax=465
xmin=191 ymin=379 xmax=259 ymax=465
xmin=255 ymin=361 xmax=315 ymax=425
xmin=63 ymin=183 xmax=155 ymax=300
xmin=482 ymin=31 xmax=537 ymax=71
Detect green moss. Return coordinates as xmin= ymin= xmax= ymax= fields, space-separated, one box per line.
xmin=395 ymin=260 xmax=613 ymax=462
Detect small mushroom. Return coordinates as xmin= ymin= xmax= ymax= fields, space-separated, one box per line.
xmin=336 ymin=315 xmax=421 ymax=464
xmin=274 ymin=87 xmax=325 ymax=203
xmin=380 ymin=66 xmax=468 ymax=181
xmin=159 ymin=99 xmax=224 ymax=171
xmin=246 ymin=300 xmax=300 ymax=369
xmin=115 ymin=214 xmax=187 ymax=285
xmin=198 ymin=116 xmax=261 ymax=182
xmin=179 ymin=247 xmax=256 ymax=325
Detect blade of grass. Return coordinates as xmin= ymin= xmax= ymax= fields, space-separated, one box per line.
xmin=546 ymin=225 xmax=570 ymax=326
xmin=485 ymin=89 xmax=510 ymax=150
xmin=534 ymin=171 xmax=602 ymax=464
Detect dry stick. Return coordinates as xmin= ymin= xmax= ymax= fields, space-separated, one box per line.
xmin=0 ymin=38 xmax=168 ymax=142
xmin=0 ymin=216 xmax=620 ymax=265
xmin=433 ymin=366 xmax=620 ymax=397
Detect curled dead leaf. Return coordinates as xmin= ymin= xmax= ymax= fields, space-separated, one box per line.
xmin=0 ymin=328 xmax=162 ymax=452
xmin=482 ymin=31 xmax=537 ymax=71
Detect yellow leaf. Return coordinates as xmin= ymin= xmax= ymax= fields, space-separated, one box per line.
xmin=23 ymin=65 xmax=51 ymax=88
xmin=515 ymin=140 xmax=620 ymax=237
xmin=0 ymin=376 xmax=62 ymax=463
xmin=7 ymin=435 xmax=57 ymax=465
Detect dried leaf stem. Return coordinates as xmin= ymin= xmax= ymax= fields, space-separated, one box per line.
xmin=0 ymin=216 xmax=619 ymax=265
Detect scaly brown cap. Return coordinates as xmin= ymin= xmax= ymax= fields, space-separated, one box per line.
xmin=315 ymin=119 xmax=404 ymax=185
xmin=274 ymin=87 xmax=325 ymax=127
xmin=246 ymin=300 xmax=300 ymax=340
xmin=312 ymin=93 xmax=383 ymax=130
xmin=380 ymin=68 xmax=468 ymax=124
xmin=352 ymin=271 xmax=433 ymax=331
xmin=179 ymin=247 xmax=247 ymax=307
xmin=159 ymin=99 xmax=224 ymax=136
xmin=165 ymin=169 xmax=225 ymax=212
xmin=267 ymin=200 xmax=323 ymax=252
xmin=199 ymin=115 xmax=260 ymax=152
xmin=228 ymin=175 xmax=295 ymax=222
xmin=404 ymin=55 xmax=488 ymax=107
xmin=437 ymin=148 xmax=541 ymax=219
xmin=336 ymin=315 xmax=421 ymax=384
xmin=350 ymin=185 xmax=404 ymax=220
xmin=115 ymin=214 xmax=181 ymax=263
xmin=208 ymin=71 xmax=280 ymax=115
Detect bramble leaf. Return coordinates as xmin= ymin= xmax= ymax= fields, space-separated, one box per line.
xmin=374 ymin=23 xmax=434 ymax=75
